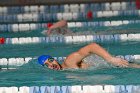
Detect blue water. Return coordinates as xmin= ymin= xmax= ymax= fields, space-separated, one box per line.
xmin=1 ymin=59 xmax=140 ymax=87
xmin=0 ymin=41 xmax=140 ymax=87
xmin=0 ymin=23 xmax=140 ymax=87
xmin=0 ymin=41 xmax=140 ymax=58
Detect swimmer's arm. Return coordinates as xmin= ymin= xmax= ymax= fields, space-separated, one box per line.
xmin=62 ymin=58 xmax=79 ymax=69
xmin=128 ymin=63 xmax=140 ymax=68
xmin=49 ymin=20 xmax=67 ymax=30
xmin=80 ymin=62 xmax=90 ymax=69
xmin=77 ymin=43 xmax=113 ymax=62
xmin=77 ymin=43 xmax=128 ymax=67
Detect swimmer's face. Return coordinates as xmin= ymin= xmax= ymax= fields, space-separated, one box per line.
xmin=44 ymin=58 xmax=61 ymax=70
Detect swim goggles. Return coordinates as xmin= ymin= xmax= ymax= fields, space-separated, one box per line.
xmin=43 ymin=58 xmax=54 ymax=67
xmin=47 ymin=57 xmax=54 ymax=63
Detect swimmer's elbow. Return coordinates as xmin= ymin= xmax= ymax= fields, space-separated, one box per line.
xmin=89 ymin=43 xmax=98 ymax=47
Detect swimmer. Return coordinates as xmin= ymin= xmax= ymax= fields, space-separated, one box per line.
xmin=42 ymin=20 xmax=73 ymax=36
xmin=38 ymin=43 xmax=140 ymax=70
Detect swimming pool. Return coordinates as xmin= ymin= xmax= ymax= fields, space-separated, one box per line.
xmin=1 ymin=25 xmax=140 ymax=87
xmin=1 ymin=1 xmax=140 ymax=93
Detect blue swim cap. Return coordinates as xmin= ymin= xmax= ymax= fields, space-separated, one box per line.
xmin=38 ymin=55 xmax=52 ymax=65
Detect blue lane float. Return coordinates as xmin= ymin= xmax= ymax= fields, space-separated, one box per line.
xmin=3 ymin=34 xmax=140 ymax=44
xmin=0 ymin=85 xmax=140 ymax=93
xmin=0 ymin=2 xmax=137 ymax=14
xmin=0 ymin=9 xmax=140 ymax=23
xmin=0 ymin=20 xmax=140 ymax=32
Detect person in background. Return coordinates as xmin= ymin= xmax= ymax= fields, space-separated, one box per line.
xmin=42 ymin=20 xmax=73 ymax=36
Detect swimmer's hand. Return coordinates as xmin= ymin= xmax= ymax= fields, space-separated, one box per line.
xmin=41 ymin=30 xmax=51 ymax=36
xmin=109 ymin=57 xmax=129 ymax=67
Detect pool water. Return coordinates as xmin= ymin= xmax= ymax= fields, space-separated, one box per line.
xmin=1 ymin=59 xmax=140 ymax=87
xmin=0 ymin=41 xmax=140 ymax=58
xmin=0 ymin=20 xmax=140 ymax=87
xmin=0 ymin=40 xmax=140 ymax=87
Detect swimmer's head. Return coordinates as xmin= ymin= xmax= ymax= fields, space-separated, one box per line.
xmin=38 ymin=55 xmax=61 ymax=70
xmin=38 ymin=55 xmax=52 ymax=66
